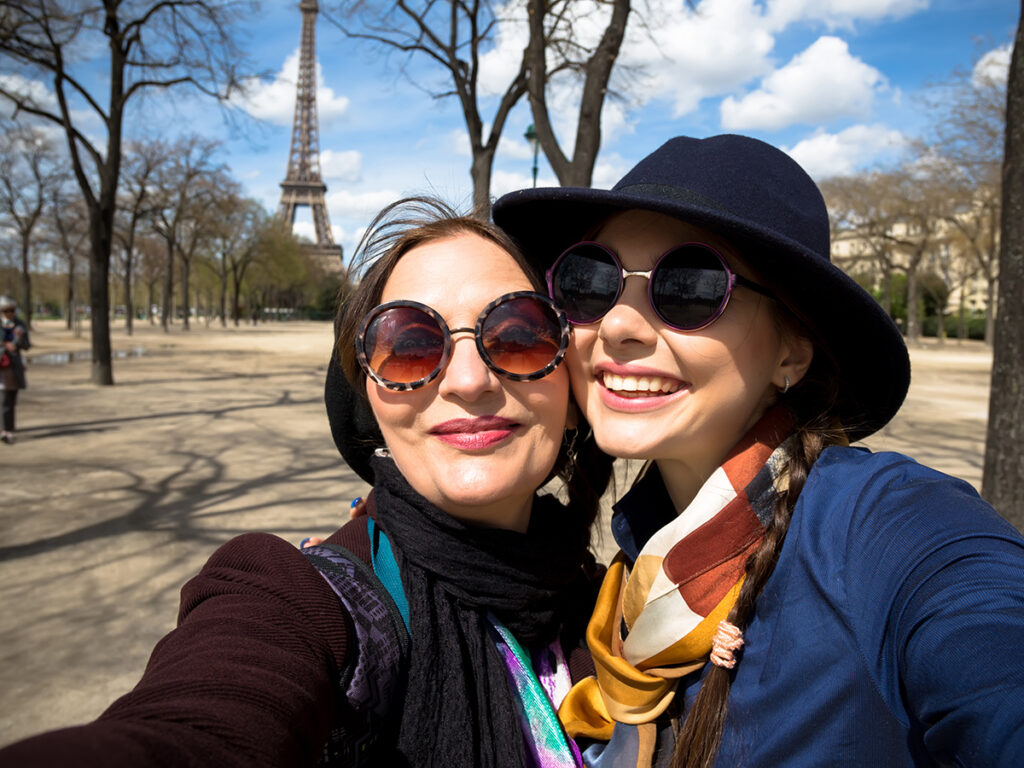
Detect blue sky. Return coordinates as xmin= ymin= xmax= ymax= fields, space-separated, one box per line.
xmin=5 ymin=0 xmax=1019 ymax=267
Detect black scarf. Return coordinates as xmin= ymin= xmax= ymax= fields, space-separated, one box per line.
xmin=370 ymin=456 xmax=593 ymax=767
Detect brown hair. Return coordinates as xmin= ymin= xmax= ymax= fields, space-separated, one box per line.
xmin=671 ymin=300 xmax=847 ymax=768
xmin=335 ymin=196 xmax=614 ymax=545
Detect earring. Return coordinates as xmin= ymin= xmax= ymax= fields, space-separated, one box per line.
xmin=780 ymin=375 xmax=791 ymax=395
xmin=562 ymin=428 xmax=579 ymax=481
xmin=373 ymin=446 xmax=392 ymax=458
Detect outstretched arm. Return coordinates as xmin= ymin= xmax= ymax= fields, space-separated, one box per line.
xmin=0 ymin=533 xmax=351 ymax=768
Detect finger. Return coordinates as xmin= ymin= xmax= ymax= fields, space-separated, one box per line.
xmin=349 ymin=497 xmax=367 ymax=520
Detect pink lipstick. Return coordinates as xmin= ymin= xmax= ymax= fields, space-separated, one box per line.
xmin=430 ymin=416 xmax=518 ymax=450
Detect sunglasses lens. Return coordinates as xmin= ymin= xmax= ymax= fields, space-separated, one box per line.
xmin=481 ymin=296 xmax=563 ymax=377
xmin=551 ymin=244 xmax=621 ymax=324
xmin=363 ymin=306 xmax=446 ymax=385
xmin=652 ymin=245 xmax=731 ymax=329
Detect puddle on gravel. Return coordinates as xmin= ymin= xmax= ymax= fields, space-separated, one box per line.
xmin=29 ymin=347 xmax=150 ymax=365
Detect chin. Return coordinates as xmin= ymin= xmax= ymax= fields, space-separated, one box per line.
xmin=590 ymin=421 xmax=662 ymax=459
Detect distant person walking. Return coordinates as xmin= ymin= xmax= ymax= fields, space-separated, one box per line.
xmin=1 ymin=296 xmax=30 ymax=445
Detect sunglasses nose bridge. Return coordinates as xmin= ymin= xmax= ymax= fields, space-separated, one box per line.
xmin=620 ymin=267 xmax=653 ymax=282
xmin=437 ymin=327 xmax=501 ymax=398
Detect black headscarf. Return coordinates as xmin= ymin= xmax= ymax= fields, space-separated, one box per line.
xmin=369 ymin=456 xmax=593 ymax=767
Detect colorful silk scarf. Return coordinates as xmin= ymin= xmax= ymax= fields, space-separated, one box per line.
xmin=488 ymin=613 xmax=583 ymax=768
xmin=559 ymin=407 xmax=796 ymax=744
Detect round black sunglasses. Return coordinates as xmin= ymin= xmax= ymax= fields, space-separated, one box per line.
xmin=356 ymin=291 xmax=570 ymax=391
xmin=546 ymin=241 xmax=775 ymax=331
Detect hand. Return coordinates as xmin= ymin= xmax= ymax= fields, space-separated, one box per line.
xmin=298 ymin=498 xmax=366 ymax=548
xmin=349 ymin=497 xmax=366 ymax=520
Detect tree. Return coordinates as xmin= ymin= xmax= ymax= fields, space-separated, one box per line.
xmin=173 ymin=172 xmax=229 ymax=331
xmin=47 ymin=185 xmax=91 ymax=332
xmin=150 ymin=137 xmax=222 ymax=331
xmin=0 ymin=0 xmax=257 ymax=383
xmin=209 ymin=194 xmax=268 ymax=326
xmin=328 ymin=0 xmax=637 ymax=212
xmin=243 ymin=222 xmax=311 ymax=320
xmin=135 ymin=234 xmax=165 ymax=325
xmin=922 ymin=52 xmax=1007 ymax=345
xmin=822 ymin=172 xmax=903 ymax=317
xmin=328 ymin=0 xmax=528 ymax=214
xmin=916 ymin=268 xmax=951 ymax=340
xmin=114 ymin=141 xmax=164 ymax=336
xmin=982 ymin=8 xmax=1023 ymax=529
xmin=878 ymin=166 xmax=948 ymax=344
xmin=524 ymin=0 xmax=631 ymax=187
xmin=0 ymin=121 xmax=66 ymax=325
xmin=930 ymin=233 xmax=980 ymax=341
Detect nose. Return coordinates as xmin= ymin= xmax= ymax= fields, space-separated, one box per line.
xmin=437 ymin=331 xmax=501 ymax=400
xmin=597 ymin=273 xmax=659 ymax=348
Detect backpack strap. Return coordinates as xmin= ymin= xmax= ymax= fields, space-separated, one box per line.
xmin=303 ymin=535 xmax=409 ymax=718
xmin=368 ymin=517 xmax=410 ymax=633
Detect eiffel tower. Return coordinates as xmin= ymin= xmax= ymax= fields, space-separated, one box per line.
xmin=277 ymin=0 xmax=344 ymax=273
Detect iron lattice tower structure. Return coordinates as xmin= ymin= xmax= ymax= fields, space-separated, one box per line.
xmin=278 ymin=0 xmax=344 ymax=272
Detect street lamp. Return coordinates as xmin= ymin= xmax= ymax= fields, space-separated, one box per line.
xmin=524 ymin=123 xmax=539 ymax=188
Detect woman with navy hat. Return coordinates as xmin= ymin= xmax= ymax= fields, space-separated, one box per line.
xmin=494 ymin=134 xmax=1024 ymax=767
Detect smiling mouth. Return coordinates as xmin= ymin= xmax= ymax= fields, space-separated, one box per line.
xmin=600 ymin=372 xmax=682 ymax=397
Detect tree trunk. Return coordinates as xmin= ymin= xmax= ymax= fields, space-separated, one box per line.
xmin=232 ymin=270 xmax=242 ymax=327
xmin=880 ymin=259 xmax=893 ymax=316
xmin=65 ymin=254 xmax=75 ymax=331
xmin=905 ymin=262 xmax=921 ymax=343
xmin=982 ymin=5 xmax=1024 ymax=530
xmin=162 ymin=241 xmax=174 ymax=331
xmin=88 ymin=222 xmax=114 ymax=385
xmin=124 ymin=251 xmax=134 ymax=336
xmin=984 ymin=274 xmax=997 ymax=345
xmin=20 ymin=238 xmax=33 ymax=328
xmin=526 ymin=0 xmax=630 ymax=188
xmin=957 ymin=290 xmax=968 ymax=341
xmin=471 ymin=149 xmax=495 ymax=219
xmin=219 ymin=279 xmax=227 ymax=328
xmin=181 ymin=255 xmax=191 ymax=331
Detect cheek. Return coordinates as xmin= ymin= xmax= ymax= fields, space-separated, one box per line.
xmin=522 ymin=369 xmax=571 ymax=431
xmin=366 ymin=385 xmax=424 ymax=438
xmin=565 ymin=342 xmax=594 ymax=414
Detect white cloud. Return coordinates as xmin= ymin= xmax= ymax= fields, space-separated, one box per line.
xmin=237 ymin=50 xmax=350 ymax=127
xmin=590 ymin=153 xmax=634 ymax=189
xmin=490 ymin=168 xmax=557 ymax=198
xmin=765 ymin=0 xmax=927 ymax=30
xmin=291 ymin=220 xmax=317 ymax=243
xmin=327 ymin=188 xmax=401 ymax=218
xmin=446 ymin=129 xmax=472 ymax=158
xmin=720 ymin=36 xmax=886 ymax=130
xmin=0 ymin=74 xmax=58 ymax=112
xmin=323 ymin=188 xmax=404 ymax=264
xmin=477 ymin=0 xmax=927 ymax=135
xmin=785 ymin=123 xmax=905 ymax=178
xmin=478 ymin=3 xmax=530 ymax=97
xmin=974 ymin=45 xmax=1011 ymax=88
xmin=621 ymin=0 xmax=777 ymax=118
xmin=502 ymin=126 xmax=539 ymax=162
xmin=320 ymin=149 xmax=362 ymax=181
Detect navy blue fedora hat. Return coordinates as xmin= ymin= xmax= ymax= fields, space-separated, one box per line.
xmin=492 ymin=134 xmax=910 ymax=440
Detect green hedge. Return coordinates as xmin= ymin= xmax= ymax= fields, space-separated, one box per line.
xmin=921 ymin=314 xmax=988 ymax=340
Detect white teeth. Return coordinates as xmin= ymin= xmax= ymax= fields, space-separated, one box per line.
xmin=602 ymin=373 xmax=680 ymax=394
